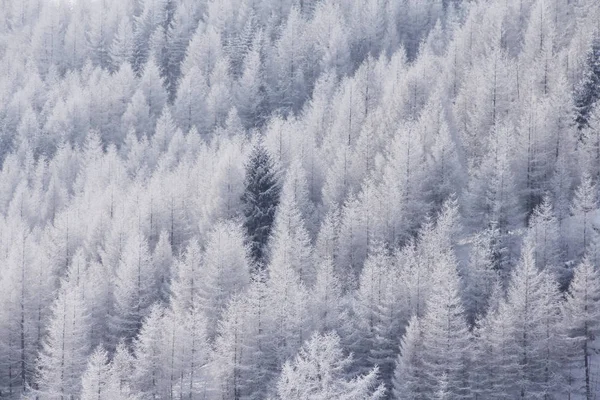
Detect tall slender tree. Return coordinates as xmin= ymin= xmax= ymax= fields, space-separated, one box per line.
xmin=562 ymin=258 xmax=600 ymax=400
xmin=241 ymin=142 xmax=281 ymax=265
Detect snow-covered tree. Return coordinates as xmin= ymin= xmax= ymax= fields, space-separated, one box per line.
xmin=197 ymin=220 xmax=251 ymax=339
xmin=276 ymin=332 xmax=385 ymax=400
xmin=392 ymin=316 xmax=427 ymax=400
xmin=575 ymin=34 xmax=600 ymax=130
xmin=570 ymin=173 xmax=597 ymax=261
xmin=418 ymin=253 xmax=471 ymax=398
xmin=36 ymin=267 xmax=91 ymax=399
xmin=563 ymin=258 xmax=600 ymax=400
xmin=524 ymin=197 xmax=563 ymax=283
xmin=111 ymin=232 xmax=155 ymax=344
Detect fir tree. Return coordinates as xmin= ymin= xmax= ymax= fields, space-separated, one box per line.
xmin=276 ymin=332 xmax=386 ymax=400
xmin=562 ymin=258 xmax=600 ymax=400
xmin=575 ymin=34 xmax=600 ymax=130
xmin=241 ymin=142 xmax=281 ymax=265
xmin=36 ymin=270 xmax=91 ymax=399
xmin=571 ymin=174 xmax=597 ymax=258
xmin=392 ymin=316 xmax=427 ymax=400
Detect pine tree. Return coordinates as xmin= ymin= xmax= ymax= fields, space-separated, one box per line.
xmin=111 ymin=17 xmax=135 ymax=71
xmin=0 ymin=224 xmax=49 ymax=396
xmin=160 ymin=302 xmax=208 ymax=400
xmin=110 ymin=341 xmax=138 ymax=398
xmin=86 ymin=0 xmax=112 ymax=70
xmin=207 ymin=56 xmax=233 ymax=129
xmin=269 ymin=172 xmax=314 ymax=285
xmin=209 ymin=284 xmax=266 ymax=400
xmin=132 ymin=0 xmax=168 ymax=74
xmin=180 ymin=25 xmax=223 ymax=79
xmin=122 ymin=90 xmax=152 ymax=137
xmin=280 ymin=158 xmax=318 ymax=237
xmin=571 ymin=173 xmax=597 ymax=259
xmin=491 ymin=244 xmax=567 ymax=398
xmin=575 ymin=34 xmax=600 ymax=130
xmin=314 ymin=209 xmax=341 ymax=275
xmin=132 ymin=304 xmax=167 ymax=399
xmin=562 ymin=258 xmax=600 ymax=400
xmin=524 ymin=197 xmax=563 ymax=284
xmin=151 ymin=107 xmax=177 ymax=156
xmin=267 ymin=6 xmax=308 ymax=114
xmin=354 ymin=240 xmax=405 ymax=385
xmin=81 ymin=346 xmax=131 ymax=400
xmin=309 ymin=256 xmax=343 ymax=333
xmin=173 ymin=66 xmax=209 ymax=134
xmin=36 ymin=269 xmax=91 ymax=399
xmin=197 ymin=220 xmax=251 ymax=339
xmin=276 ymin=332 xmax=385 ymax=400
xmin=419 ymin=253 xmax=471 ymax=398
xmin=263 ymin=234 xmax=310 ymax=372
xmin=138 ymin=57 xmax=168 ymax=127
xmin=392 ymin=316 xmax=427 ymax=400
xmin=235 ymin=33 xmax=266 ymax=129
xmin=111 ymin=232 xmax=155 ymax=344
xmin=83 ymin=260 xmax=112 ymax=350
xmin=471 ymin=287 xmax=518 ymax=399
xmin=241 ymin=142 xmax=281 ymax=265
xmin=425 ymin=120 xmax=464 ymax=210
xmin=462 ymin=229 xmax=499 ymax=326
xmin=170 ymin=238 xmax=202 ymax=311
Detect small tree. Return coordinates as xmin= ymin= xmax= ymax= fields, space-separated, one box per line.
xmin=276 ymin=332 xmax=385 ymax=400
xmin=81 ymin=346 xmax=132 ymax=400
xmin=575 ymin=35 xmax=600 ymax=130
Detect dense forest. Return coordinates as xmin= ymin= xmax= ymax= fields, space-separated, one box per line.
xmin=0 ymin=0 xmax=600 ymax=398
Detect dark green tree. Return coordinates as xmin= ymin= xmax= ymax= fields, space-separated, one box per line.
xmin=575 ymin=35 xmax=600 ymax=130
xmin=242 ymin=142 xmax=281 ymax=265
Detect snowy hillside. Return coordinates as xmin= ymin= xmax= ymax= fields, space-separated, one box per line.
xmin=0 ymin=0 xmax=600 ymax=399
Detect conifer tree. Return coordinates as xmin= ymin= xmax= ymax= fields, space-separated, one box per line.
xmin=81 ymin=346 xmax=134 ymax=400
xmin=110 ymin=341 xmax=138 ymax=398
xmin=392 ymin=316 xmax=427 ymax=400
xmin=173 ymin=66 xmax=209 ymax=134
xmin=111 ymin=232 xmax=155 ymax=344
xmin=276 ymin=332 xmax=386 ymax=400
xmin=197 ymin=220 xmax=251 ymax=339
xmin=489 ymin=244 xmax=567 ymax=398
xmin=209 ymin=285 xmax=266 ymax=400
xmin=575 ymin=35 xmax=600 ymax=130
xmin=235 ymin=34 xmax=266 ymax=128
xmin=309 ymin=256 xmax=343 ymax=333
xmin=169 ymin=238 xmax=202 ymax=311
xmin=132 ymin=304 xmax=167 ymax=399
xmin=36 ymin=269 xmax=91 ymax=399
xmin=241 ymin=142 xmax=281 ymax=265
xmin=571 ymin=173 xmax=597 ymax=258
xmin=269 ymin=172 xmax=314 ymax=284
xmin=563 ymin=258 xmax=600 ymax=400
xmin=525 ymin=197 xmax=563 ymax=283
xmin=419 ymin=253 xmax=471 ymax=398
xmin=111 ymin=17 xmax=135 ymax=71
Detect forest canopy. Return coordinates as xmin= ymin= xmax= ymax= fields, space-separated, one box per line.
xmin=0 ymin=0 xmax=600 ymax=399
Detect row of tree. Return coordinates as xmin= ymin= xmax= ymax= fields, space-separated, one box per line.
xmin=23 ymin=193 xmax=600 ymax=399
